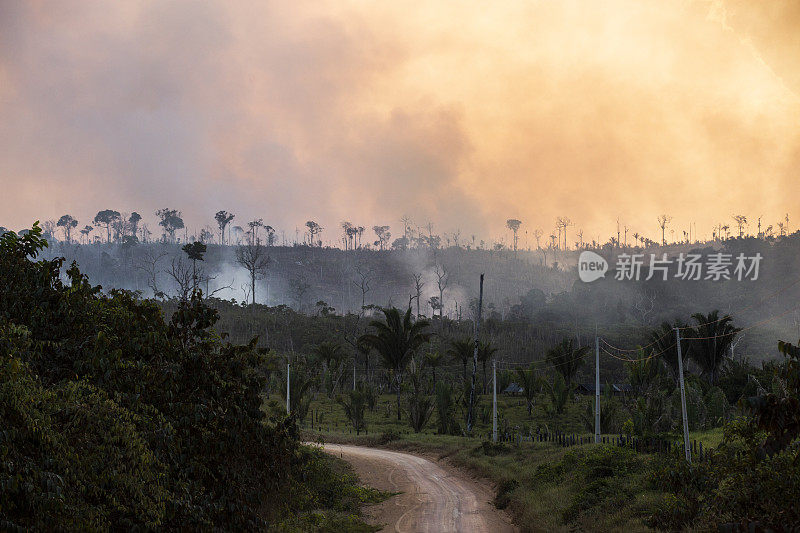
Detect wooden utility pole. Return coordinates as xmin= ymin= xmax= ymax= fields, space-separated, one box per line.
xmin=467 ymin=274 xmax=484 ymax=433
xmin=676 ymin=328 xmax=691 ymax=463
xmin=286 ymin=363 xmax=291 ymax=415
xmin=595 ymin=336 xmax=601 ymax=443
xmin=492 ymin=359 xmax=497 ymax=442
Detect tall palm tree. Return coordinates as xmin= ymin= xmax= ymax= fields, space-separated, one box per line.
xmin=356 ymin=337 xmax=372 ymax=383
xmin=424 ymin=351 xmax=444 ymax=387
xmin=359 ymin=307 xmax=431 ymax=420
xmin=478 ymin=341 xmax=498 ymax=394
xmin=312 ymin=341 xmax=345 ymax=397
xmin=515 ymin=365 xmax=541 ymax=416
xmin=448 ymin=338 xmax=474 ymax=383
xmin=545 ymin=338 xmax=589 ymax=389
xmin=690 ymin=311 xmax=741 ymax=384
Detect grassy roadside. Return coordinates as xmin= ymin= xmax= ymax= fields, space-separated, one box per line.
xmin=293 ymin=394 xmax=728 ymax=532
xmin=276 ymin=445 xmax=393 ymax=532
xmin=304 ymin=429 xmax=662 ymax=532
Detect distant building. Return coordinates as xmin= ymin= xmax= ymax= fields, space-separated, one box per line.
xmin=503 ymin=382 xmax=524 ymax=395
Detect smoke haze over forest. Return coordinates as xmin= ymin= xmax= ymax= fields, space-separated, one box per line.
xmin=2 ymin=1 xmax=800 ymax=241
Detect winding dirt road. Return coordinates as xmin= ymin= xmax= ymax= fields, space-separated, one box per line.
xmin=320 ymin=444 xmax=517 ymax=533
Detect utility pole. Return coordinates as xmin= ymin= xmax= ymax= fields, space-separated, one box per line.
xmin=467 ymin=273 xmax=484 ymax=433
xmin=492 ymin=359 xmax=497 ymax=442
xmin=286 ymin=363 xmax=291 ymax=415
xmin=595 ymin=336 xmax=600 ymax=443
xmin=676 ymin=328 xmax=691 ymax=463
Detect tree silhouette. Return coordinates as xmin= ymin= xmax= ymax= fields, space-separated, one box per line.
xmin=546 ymin=338 xmax=588 ymax=389
xmin=79 ymin=225 xmax=93 ymax=244
xmin=155 ymin=208 xmax=184 ymax=243
xmin=93 ymin=209 xmax=121 ymax=243
xmin=434 ymin=263 xmax=448 ymax=320
xmin=341 ymin=221 xmax=355 ymax=249
xmin=264 ymin=225 xmax=276 ymax=246
xmin=690 ymin=311 xmax=741 ymax=384
xmin=305 ymin=221 xmax=323 ymax=246
xmin=338 ymin=383 xmax=369 ymax=435
xmin=556 ymin=217 xmax=572 ymax=250
xmin=448 ymin=338 xmax=473 ymax=383
xmin=235 ymin=239 xmax=270 ymax=305
xmin=128 ymin=212 xmax=142 ymax=239
xmin=532 ymin=228 xmax=543 ymax=249
xmin=214 ymin=211 xmax=235 ymax=245
xmin=515 ymin=365 xmax=541 ymax=416
xmin=359 ymin=307 xmax=431 ymax=420
xmin=181 ymin=241 xmax=207 ymax=293
xmin=313 ymin=342 xmax=345 ymax=398
xmin=56 ymin=214 xmax=78 ymax=243
xmin=506 ymin=219 xmax=522 ymax=256
xmin=732 ymin=215 xmax=748 ymax=238
xmin=657 ymin=214 xmax=672 ymax=246
xmin=411 ymin=272 xmax=424 ymax=318
xmin=373 ymin=225 xmax=391 ymax=250
xmin=424 ymin=351 xmax=444 ymax=387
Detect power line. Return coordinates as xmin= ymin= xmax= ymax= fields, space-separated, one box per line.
xmin=600 ymin=305 xmax=799 ymax=361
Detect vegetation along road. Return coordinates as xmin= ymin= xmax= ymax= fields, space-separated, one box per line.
xmin=320 ymin=444 xmax=517 ymax=532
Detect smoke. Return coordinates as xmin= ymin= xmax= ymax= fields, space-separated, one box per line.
xmin=2 ymin=1 xmax=800 ymax=242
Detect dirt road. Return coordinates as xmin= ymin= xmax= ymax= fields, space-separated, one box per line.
xmin=320 ymin=444 xmax=517 ymax=533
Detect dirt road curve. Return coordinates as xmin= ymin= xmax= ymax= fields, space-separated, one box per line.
xmin=320 ymin=444 xmax=517 ymax=533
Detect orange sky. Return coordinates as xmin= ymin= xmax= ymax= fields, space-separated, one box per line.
xmin=1 ymin=1 xmax=799 ymax=245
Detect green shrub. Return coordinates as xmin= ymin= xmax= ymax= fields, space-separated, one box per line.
xmin=0 ymin=224 xmax=327 ymax=529
xmin=647 ymin=419 xmax=800 ymax=530
xmin=493 ymin=479 xmax=519 ymax=509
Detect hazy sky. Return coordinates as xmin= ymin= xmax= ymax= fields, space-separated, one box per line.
xmin=1 ymin=1 xmax=799 ymax=245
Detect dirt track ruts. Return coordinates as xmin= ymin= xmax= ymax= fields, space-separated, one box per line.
xmin=320 ymin=443 xmax=517 ymax=533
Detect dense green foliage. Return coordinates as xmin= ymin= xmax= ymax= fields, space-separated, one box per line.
xmin=648 ymin=340 xmax=800 ymax=530
xmin=0 ymin=224 xmax=375 ymax=530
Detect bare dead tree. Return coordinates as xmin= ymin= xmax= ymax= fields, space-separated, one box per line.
xmin=657 ymin=214 xmax=672 ymax=246
xmin=352 ymin=263 xmax=373 ymax=313
xmin=732 ymin=214 xmax=748 ymax=238
xmin=434 ymin=263 xmax=448 ymax=320
xmin=556 ymin=217 xmax=573 ymax=250
xmin=633 ymin=290 xmax=657 ymax=324
xmin=236 ymin=239 xmax=271 ymax=305
xmin=506 ymin=219 xmax=522 ymax=257
xmin=533 ymin=228 xmax=543 ymax=250
xmin=198 ymin=269 xmax=234 ymax=299
xmin=136 ymin=249 xmax=167 ymax=298
xmin=411 ymin=272 xmax=425 ymax=318
xmin=166 ymin=256 xmax=193 ymax=301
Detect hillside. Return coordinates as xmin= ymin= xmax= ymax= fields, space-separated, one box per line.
xmin=39 ymin=234 xmax=800 ymax=362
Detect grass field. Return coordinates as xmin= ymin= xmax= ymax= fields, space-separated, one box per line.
xmin=290 ymin=392 xmax=727 ymax=532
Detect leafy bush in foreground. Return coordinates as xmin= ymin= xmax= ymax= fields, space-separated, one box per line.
xmin=0 ymin=224 xmax=309 ymax=529
xmin=647 ymin=337 xmax=800 ymax=531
